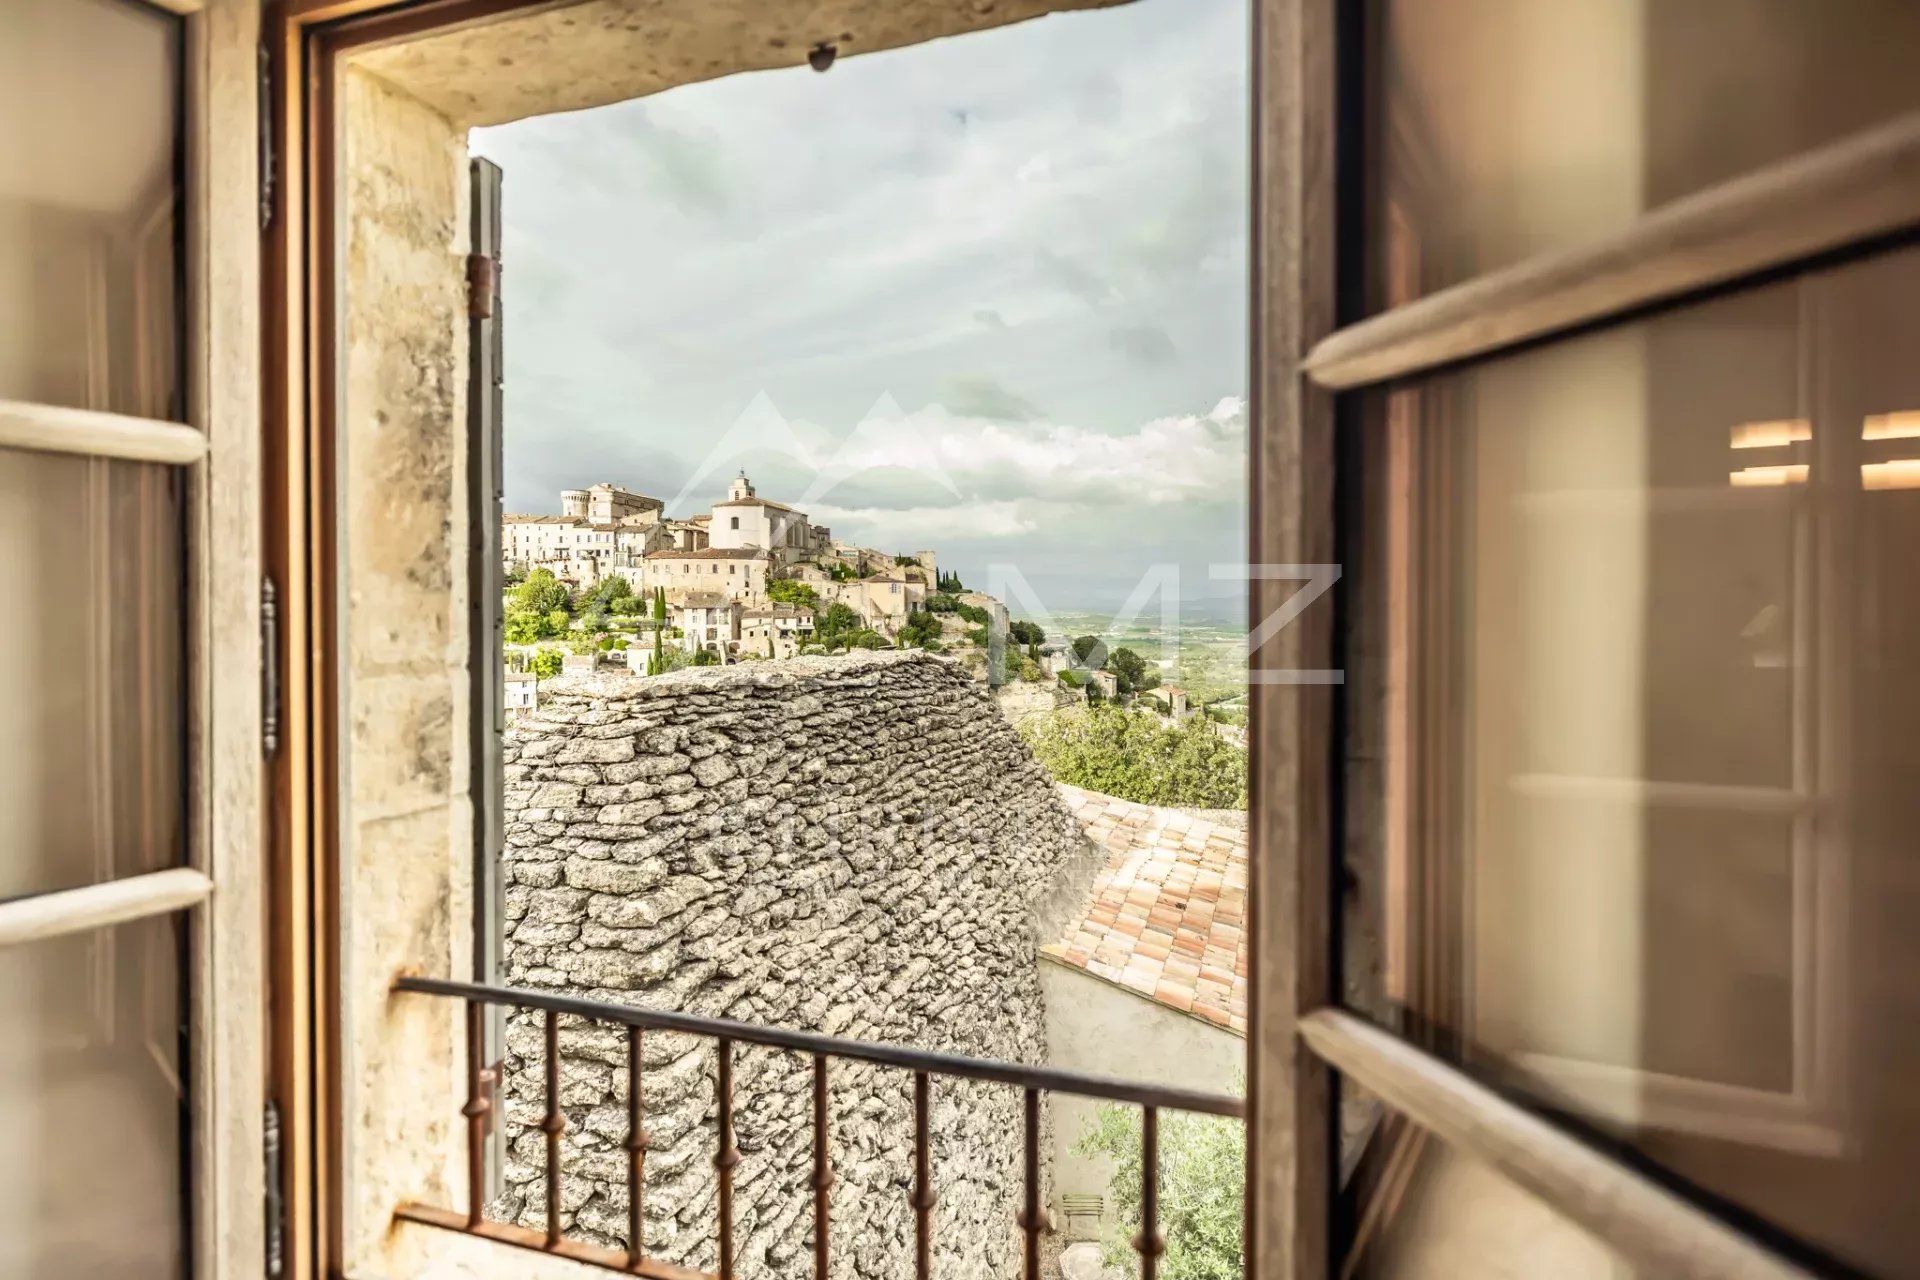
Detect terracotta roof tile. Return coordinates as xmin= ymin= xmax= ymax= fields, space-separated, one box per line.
xmin=1043 ymin=784 xmax=1249 ymax=1037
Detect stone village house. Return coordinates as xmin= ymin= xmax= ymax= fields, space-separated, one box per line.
xmin=10 ymin=1 xmax=1915 ymax=1279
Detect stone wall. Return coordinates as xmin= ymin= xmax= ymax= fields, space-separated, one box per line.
xmin=496 ymin=652 xmax=1099 ymax=1278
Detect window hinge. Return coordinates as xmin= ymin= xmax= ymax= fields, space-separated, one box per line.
xmin=466 ymin=253 xmax=497 ymax=319
xmin=264 ymin=1099 xmax=285 ymax=1279
xmin=262 ymin=576 xmax=280 ymax=758
xmin=258 ymin=42 xmax=276 ymax=233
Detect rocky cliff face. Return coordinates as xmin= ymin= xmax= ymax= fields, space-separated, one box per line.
xmin=496 ymin=652 xmax=1096 ymax=1278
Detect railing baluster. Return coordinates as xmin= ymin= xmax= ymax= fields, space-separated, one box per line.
xmin=1020 ymin=1087 xmax=1041 ymax=1280
xmin=715 ymin=1037 xmax=740 ymax=1280
xmin=625 ymin=1024 xmax=648 ymax=1273
xmin=1133 ymin=1106 xmax=1166 ymax=1280
xmin=542 ymin=1008 xmax=566 ymax=1249
xmin=462 ymin=1000 xmax=490 ymax=1228
xmin=911 ymin=1071 xmax=935 ymax=1280
xmin=811 ymin=1054 xmax=832 ymax=1280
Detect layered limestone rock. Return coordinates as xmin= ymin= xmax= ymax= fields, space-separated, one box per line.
xmin=495 ymin=651 xmax=1094 ymax=1279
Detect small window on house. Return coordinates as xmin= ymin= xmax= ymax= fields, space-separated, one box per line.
xmin=730 ymin=516 xmax=739 ymax=530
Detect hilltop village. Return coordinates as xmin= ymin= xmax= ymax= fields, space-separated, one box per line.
xmin=502 ymin=473 xmax=1007 ymax=672
xmin=501 ymin=472 xmax=1247 ymax=808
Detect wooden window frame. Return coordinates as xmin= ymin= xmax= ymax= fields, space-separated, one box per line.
xmin=1256 ymin=0 xmax=1920 ymax=1272
xmin=0 ymin=0 xmax=267 ymax=1275
xmin=263 ymin=1 xmax=1920 ymax=1277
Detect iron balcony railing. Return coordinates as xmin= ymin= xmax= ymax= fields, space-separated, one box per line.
xmin=393 ymin=976 xmax=1245 ymax=1280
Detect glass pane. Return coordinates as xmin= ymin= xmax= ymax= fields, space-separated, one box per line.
xmin=0 ymin=911 xmax=187 ymax=1277
xmin=1363 ymin=0 xmax=1920 ymax=311
xmin=0 ymin=449 xmax=184 ymax=900
xmin=1346 ymin=243 xmax=1920 ymax=1276
xmin=0 ymin=0 xmax=183 ymax=419
xmin=1342 ymin=1105 xmax=1637 ymax=1280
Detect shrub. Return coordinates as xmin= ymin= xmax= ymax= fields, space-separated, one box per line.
xmin=1073 ymin=1096 xmax=1244 ymax=1280
xmin=691 ymin=649 xmax=720 ymax=667
xmin=845 ymin=629 xmax=885 ymax=650
xmin=1017 ymin=655 xmax=1044 ymax=682
xmin=530 ymin=648 xmax=564 ymax=679
xmin=1058 ymin=669 xmax=1084 ymax=689
xmin=925 ymin=593 xmax=959 ymax=614
xmin=1019 ymin=704 xmax=1247 ymax=809
xmin=504 ymin=610 xmax=554 ymax=645
xmin=612 ymin=637 xmax=629 ymax=651
xmin=1008 ymin=619 xmax=1045 ymax=646
xmin=899 ymin=611 xmax=943 ymax=649
xmin=954 ymin=602 xmax=990 ymax=626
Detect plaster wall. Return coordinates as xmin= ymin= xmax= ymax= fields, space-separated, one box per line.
xmin=1038 ymin=961 xmax=1242 ymax=1225
xmin=336 ymin=62 xmax=478 ymax=1276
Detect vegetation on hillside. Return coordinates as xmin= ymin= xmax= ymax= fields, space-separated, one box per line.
xmin=767 ymin=578 xmax=818 ymax=608
xmin=898 ymin=610 xmax=943 ymax=650
xmin=1074 ymin=1095 xmax=1244 ymax=1280
xmin=1020 ymin=704 xmax=1247 ymax=809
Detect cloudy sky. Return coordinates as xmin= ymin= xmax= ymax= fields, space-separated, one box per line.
xmin=471 ymin=0 xmax=1248 ymax=615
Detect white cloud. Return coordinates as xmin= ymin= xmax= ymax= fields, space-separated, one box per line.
xmin=811 ymin=500 xmax=1039 ymax=544
xmin=824 ymin=397 xmax=1246 ymax=507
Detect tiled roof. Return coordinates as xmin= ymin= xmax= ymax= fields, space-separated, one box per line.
xmin=644 ymin=548 xmax=769 ymax=560
xmin=1041 ymin=784 xmax=1248 ymax=1035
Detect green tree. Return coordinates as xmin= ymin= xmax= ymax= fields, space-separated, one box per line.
xmin=1073 ymin=1096 xmax=1244 ymax=1280
xmin=768 ymin=579 xmax=819 ymax=608
xmin=588 ymin=575 xmax=636 ymax=615
xmin=504 ymin=564 xmax=528 ymax=587
xmin=652 ymin=587 xmax=668 ymax=621
xmin=546 ymin=609 xmax=571 ymax=637
xmin=512 ymin=567 xmax=572 ymax=617
xmin=1008 ymin=619 xmax=1045 ymax=646
xmin=1071 ymin=634 xmax=1108 ymax=670
xmin=925 ymin=593 xmax=958 ymax=614
xmin=844 ymin=628 xmax=885 ymax=650
xmin=1019 ymin=704 xmax=1247 ymax=809
xmin=1108 ymin=646 xmax=1156 ymax=694
xmin=691 ymin=648 xmax=720 ymax=666
xmin=816 ymin=602 xmax=861 ymax=642
xmin=530 ymin=648 xmax=564 ymax=679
